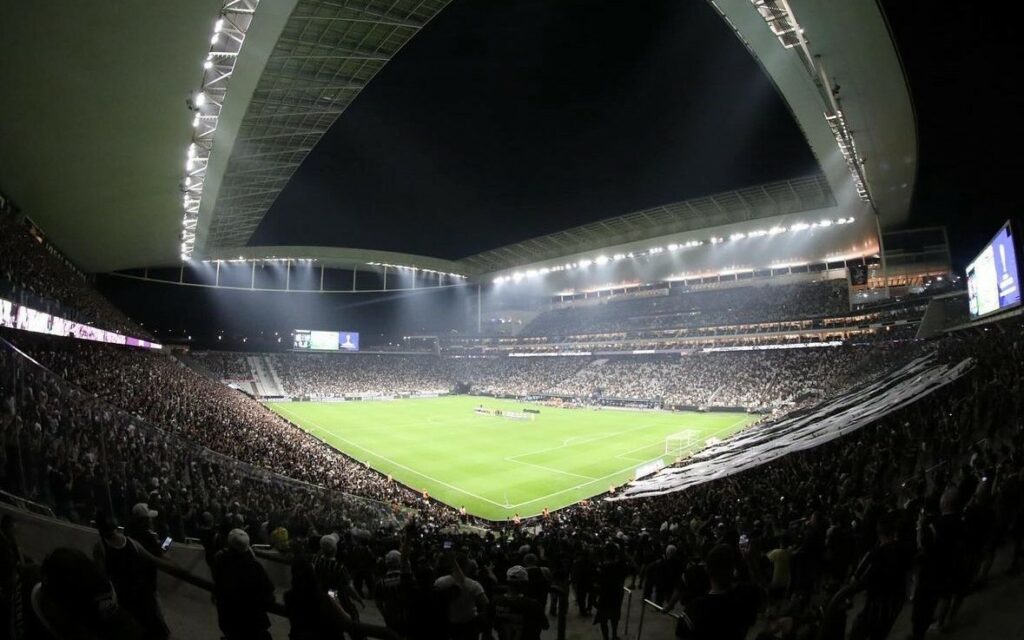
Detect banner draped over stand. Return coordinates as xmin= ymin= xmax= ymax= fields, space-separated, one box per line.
xmin=611 ymin=352 xmax=975 ymax=500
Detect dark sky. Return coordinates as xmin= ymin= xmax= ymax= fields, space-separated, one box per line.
xmin=249 ymin=0 xmax=820 ymax=259
xmin=882 ymin=1 xmax=1023 ymax=268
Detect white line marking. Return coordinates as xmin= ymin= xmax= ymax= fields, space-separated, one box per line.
xmin=504 ymin=457 xmax=598 ymax=481
xmin=272 ymin=405 xmax=511 ymax=508
xmin=270 ymin=403 xmax=757 ymax=514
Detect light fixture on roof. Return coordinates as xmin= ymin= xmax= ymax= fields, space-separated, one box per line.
xmin=204 ymin=60 xmax=213 ymax=70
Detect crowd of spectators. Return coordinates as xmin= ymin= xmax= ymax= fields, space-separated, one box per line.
xmin=1 ymin=337 xmax=453 ymax=533
xmin=521 ymin=280 xmax=849 ymax=338
xmin=0 ymin=319 xmax=1021 ymax=640
xmin=261 ymin=347 xmax=919 ymax=413
xmin=547 ymin=346 xmax=924 ymax=410
xmin=274 ymin=354 xmax=452 ymax=398
xmin=0 ymin=212 xmax=149 ymax=338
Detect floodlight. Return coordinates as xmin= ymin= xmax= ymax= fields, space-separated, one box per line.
xmin=613 ymin=253 xmax=625 ymax=261
xmin=540 ymin=267 xmax=550 ymax=275
xmin=818 ymin=219 xmax=832 ymax=227
xmin=204 ymin=60 xmax=213 ymax=70
xmin=579 ymin=259 xmax=593 ymax=268
xmin=709 ymin=237 xmax=723 ymax=244
xmin=729 ymin=233 xmax=746 ymax=241
xmin=215 ymin=18 xmax=225 ymax=33
xmin=192 ymin=115 xmax=200 ymax=127
xmin=194 ymin=92 xmax=206 ymax=107
xmin=211 ymin=33 xmax=220 ymax=44
xmin=789 ymin=222 xmax=810 ymax=232
xmin=667 ymin=243 xmax=679 ymax=251
xmin=493 ymin=276 xmax=503 ymax=284
xmin=748 ymin=230 xmax=767 ymax=238
xmin=769 ymin=226 xmax=786 ymax=235
xmin=595 ymin=255 xmax=609 ymax=265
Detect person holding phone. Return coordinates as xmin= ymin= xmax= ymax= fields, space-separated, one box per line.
xmin=93 ymin=511 xmax=170 ymax=640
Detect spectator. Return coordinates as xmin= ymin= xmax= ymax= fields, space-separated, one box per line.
xmin=374 ymin=549 xmax=415 ymax=637
xmin=593 ymin=542 xmax=629 ymax=640
xmin=671 ymin=544 xmax=756 ymax=640
xmin=434 ymin=554 xmax=488 ymax=640
xmin=17 ymin=547 xmax=146 ymax=639
xmin=489 ymin=565 xmax=548 ymax=640
xmin=847 ymin=516 xmax=909 ymax=640
xmin=93 ymin=511 xmax=169 ymax=640
xmin=285 ymin=557 xmax=352 ymax=640
xmin=211 ymin=529 xmax=275 ymax=640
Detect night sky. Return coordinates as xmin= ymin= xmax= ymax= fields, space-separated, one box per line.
xmin=249 ymin=0 xmax=819 ymax=259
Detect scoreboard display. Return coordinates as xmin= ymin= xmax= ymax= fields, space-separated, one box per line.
xmin=966 ymin=221 xmax=1021 ymax=320
xmin=293 ymin=330 xmax=360 ymax=352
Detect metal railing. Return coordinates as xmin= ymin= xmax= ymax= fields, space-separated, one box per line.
xmin=635 ymin=598 xmax=681 ymax=640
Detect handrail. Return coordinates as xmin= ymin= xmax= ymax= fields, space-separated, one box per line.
xmin=0 ymin=489 xmax=56 ymax=518
xmin=636 ymin=598 xmax=681 ymax=640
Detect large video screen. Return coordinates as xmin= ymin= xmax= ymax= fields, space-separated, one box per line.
xmin=0 ymin=296 xmax=161 ymax=349
xmin=293 ymin=329 xmax=359 ymax=352
xmin=967 ymin=221 xmax=1021 ymax=319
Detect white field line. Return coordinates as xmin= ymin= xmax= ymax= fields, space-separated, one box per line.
xmin=273 ymin=404 xmax=756 ymax=513
xmin=273 ymin=404 xmax=510 ymax=508
xmin=504 ymin=415 xmax=758 ymax=509
xmin=504 ymin=457 xmax=598 ymax=481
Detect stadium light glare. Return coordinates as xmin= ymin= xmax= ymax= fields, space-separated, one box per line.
xmin=709 ymin=237 xmax=723 ymax=244
xmin=204 ymin=60 xmax=213 ymax=70
xmin=578 ymin=259 xmax=593 ymax=268
xmin=214 ymin=18 xmax=225 ymax=32
xmin=789 ymin=222 xmax=810 ymax=232
xmin=748 ymin=229 xmax=768 ymax=238
xmin=595 ymin=255 xmax=609 ymax=265
xmin=192 ymin=115 xmax=200 ymax=127
xmin=194 ymin=92 xmax=206 ymax=107
xmin=613 ymin=253 xmax=625 ymax=261
xmin=729 ymin=232 xmax=746 ymax=241
xmin=818 ymin=219 xmax=832 ymax=227
xmin=211 ymin=33 xmax=220 ymax=44
xmin=769 ymin=226 xmax=786 ymax=235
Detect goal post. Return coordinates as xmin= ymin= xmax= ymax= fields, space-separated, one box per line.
xmin=664 ymin=429 xmax=700 ymax=458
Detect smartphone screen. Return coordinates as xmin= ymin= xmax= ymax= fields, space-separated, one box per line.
xmin=161 ymin=537 xmax=172 ymax=552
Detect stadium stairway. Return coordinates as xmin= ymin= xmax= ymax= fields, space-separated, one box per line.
xmin=247 ymin=354 xmax=285 ymax=397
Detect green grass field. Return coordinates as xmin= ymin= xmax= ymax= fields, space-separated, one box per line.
xmin=267 ymin=396 xmax=757 ymax=521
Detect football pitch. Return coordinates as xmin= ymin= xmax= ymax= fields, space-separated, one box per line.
xmin=267 ymin=396 xmax=758 ymax=521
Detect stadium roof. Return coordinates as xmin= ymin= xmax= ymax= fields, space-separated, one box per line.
xmin=0 ymin=0 xmax=913 ymax=275
xmin=461 ymin=174 xmax=835 ymax=274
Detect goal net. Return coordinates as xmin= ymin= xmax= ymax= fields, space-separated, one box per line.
xmin=665 ymin=429 xmax=701 ymax=458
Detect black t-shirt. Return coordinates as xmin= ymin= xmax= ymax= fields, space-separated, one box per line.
xmin=489 ymin=593 xmax=548 ymax=640
xmin=854 ymin=541 xmax=908 ymax=602
xmin=676 ymin=591 xmax=752 ymax=640
xmin=374 ymin=569 xmax=415 ymax=633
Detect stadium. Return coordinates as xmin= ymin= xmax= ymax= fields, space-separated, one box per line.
xmin=0 ymin=2 xmax=1021 ymax=640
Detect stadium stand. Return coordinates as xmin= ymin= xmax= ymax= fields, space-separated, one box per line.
xmin=1 ymin=316 xmax=1022 ymax=639
xmin=521 ymin=280 xmax=849 ymax=337
xmin=0 ymin=211 xmax=150 ymax=338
